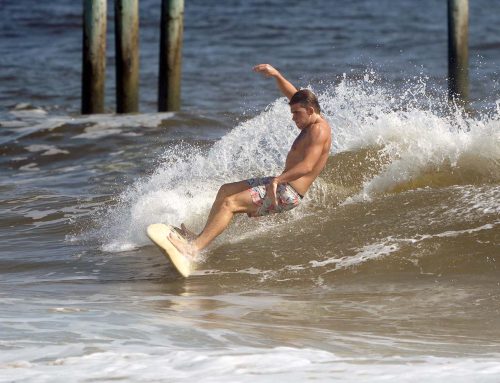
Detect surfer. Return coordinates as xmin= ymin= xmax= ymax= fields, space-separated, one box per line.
xmin=170 ymin=64 xmax=332 ymax=258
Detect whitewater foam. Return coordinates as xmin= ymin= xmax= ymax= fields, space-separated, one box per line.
xmin=2 ymin=346 xmax=500 ymax=383
xmin=95 ymin=74 xmax=499 ymax=252
xmin=25 ymin=144 xmax=69 ymax=156
xmin=310 ymin=239 xmax=401 ymax=270
xmin=97 ymin=99 xmax=298 ymax=250
xmin=0 ymin=110 xmax=175 ymax=146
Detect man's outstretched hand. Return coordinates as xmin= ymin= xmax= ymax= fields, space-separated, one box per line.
xmin=253 ymin=64 xmax=280 ymax=78
xmin=252 ymin=63 xmax=297 ymax=100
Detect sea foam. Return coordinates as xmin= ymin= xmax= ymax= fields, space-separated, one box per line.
xmin=96 ymin=74 xmax=499 ymax=252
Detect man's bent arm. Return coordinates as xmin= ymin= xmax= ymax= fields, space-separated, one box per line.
xmin=275 ymin=162 xmax=312 ymax=185
xmin=253 ymin=64 xmax=298 ymax=100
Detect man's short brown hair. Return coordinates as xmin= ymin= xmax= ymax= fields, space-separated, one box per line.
xmin=289 ymin=89 xmax=321 ymax=114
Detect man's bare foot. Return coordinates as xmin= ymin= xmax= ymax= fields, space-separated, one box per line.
xmin=180 ymin=223 xmax=197 ymax=241
xmin=168 ymin=232 xmax=199 ymax=260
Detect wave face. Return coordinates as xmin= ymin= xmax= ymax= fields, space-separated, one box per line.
xmin=1 ymin=75 xmax=498 ymax=281
xmin=76 ymin=75 xmax=500 ymax=282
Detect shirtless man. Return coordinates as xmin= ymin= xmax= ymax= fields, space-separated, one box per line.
xmin=169 ymin=64 xmax=332 ymax=257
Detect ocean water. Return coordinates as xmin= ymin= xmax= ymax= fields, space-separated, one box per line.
xmin=1 ymin=1 xmax=499 ymax=382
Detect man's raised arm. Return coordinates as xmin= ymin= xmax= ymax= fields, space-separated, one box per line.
xmin=253 ymin=64 xmax=298 ymax=100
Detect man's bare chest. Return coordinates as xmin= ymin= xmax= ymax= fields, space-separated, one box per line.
xmin=291 ymin=130 xmax=307 ymax=152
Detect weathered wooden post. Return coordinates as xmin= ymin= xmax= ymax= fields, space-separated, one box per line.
xmin=82 ymin=0 xmax=107 ymax=114
xmin=115 ymin=0 xmax=140 ymax=113
xmin=448 ymin=0 xmax=469 ymax=105
xmin=158 ymin=0 xmax=184 ymax=111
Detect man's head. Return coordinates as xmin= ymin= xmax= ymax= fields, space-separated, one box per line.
xmin=289 ymin=89 xmax=321 ymax=129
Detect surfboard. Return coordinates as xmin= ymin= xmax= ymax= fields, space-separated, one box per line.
xmin=146 ymin=223 xmax=193 ymax=278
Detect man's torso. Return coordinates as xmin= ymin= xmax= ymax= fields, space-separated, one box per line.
xmin=285 ymin=118 xmax=331 ymax=195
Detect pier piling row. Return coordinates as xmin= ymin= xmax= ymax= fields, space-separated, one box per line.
xmin=82 ymin=0 xmax=184 ymax=114
xmin=82 ymin=1 xmax=468 ymax=114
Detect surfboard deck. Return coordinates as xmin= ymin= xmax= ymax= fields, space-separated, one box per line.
xmin=146 ymin=223 xmax=193 ymax=278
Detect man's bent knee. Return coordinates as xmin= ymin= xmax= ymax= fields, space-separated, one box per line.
xmin=216 ymin=184 xmax=230 ymax=201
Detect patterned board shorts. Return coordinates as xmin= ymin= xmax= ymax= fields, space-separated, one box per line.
xmin=246 ymin=176 xmax=303 ymax=217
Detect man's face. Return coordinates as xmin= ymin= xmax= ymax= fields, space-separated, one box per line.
xmin=290 ymin=103 xmax=312 ymax=129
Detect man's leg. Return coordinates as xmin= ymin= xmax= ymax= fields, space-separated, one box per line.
xmin=169 ymin=180 xmax=257 ymax=256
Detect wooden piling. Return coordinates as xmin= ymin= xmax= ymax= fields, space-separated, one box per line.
xmin=82 ymin=0 xmax=107 ymax=114
xmin=115 ymin=0 xmax=140 ymax=113
xmin=158 ymin=0 xmax=184 ymax=112
xmin=448 ymin=0 xmax=469 ymax=105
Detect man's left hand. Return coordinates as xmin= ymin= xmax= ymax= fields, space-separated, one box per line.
xmin=265 ymin=178 xmax=279 ymax=209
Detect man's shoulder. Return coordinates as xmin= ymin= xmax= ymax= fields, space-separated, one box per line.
xmin=308 ymin=118 xmax=331 ymax=138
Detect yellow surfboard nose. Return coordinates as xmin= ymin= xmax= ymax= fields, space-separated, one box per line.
xmin=147 ymin=223 xmax=193 ymax=278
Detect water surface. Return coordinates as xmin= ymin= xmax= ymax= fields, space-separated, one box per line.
xmin=1 ymin=1 xmax=499 ymax=381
